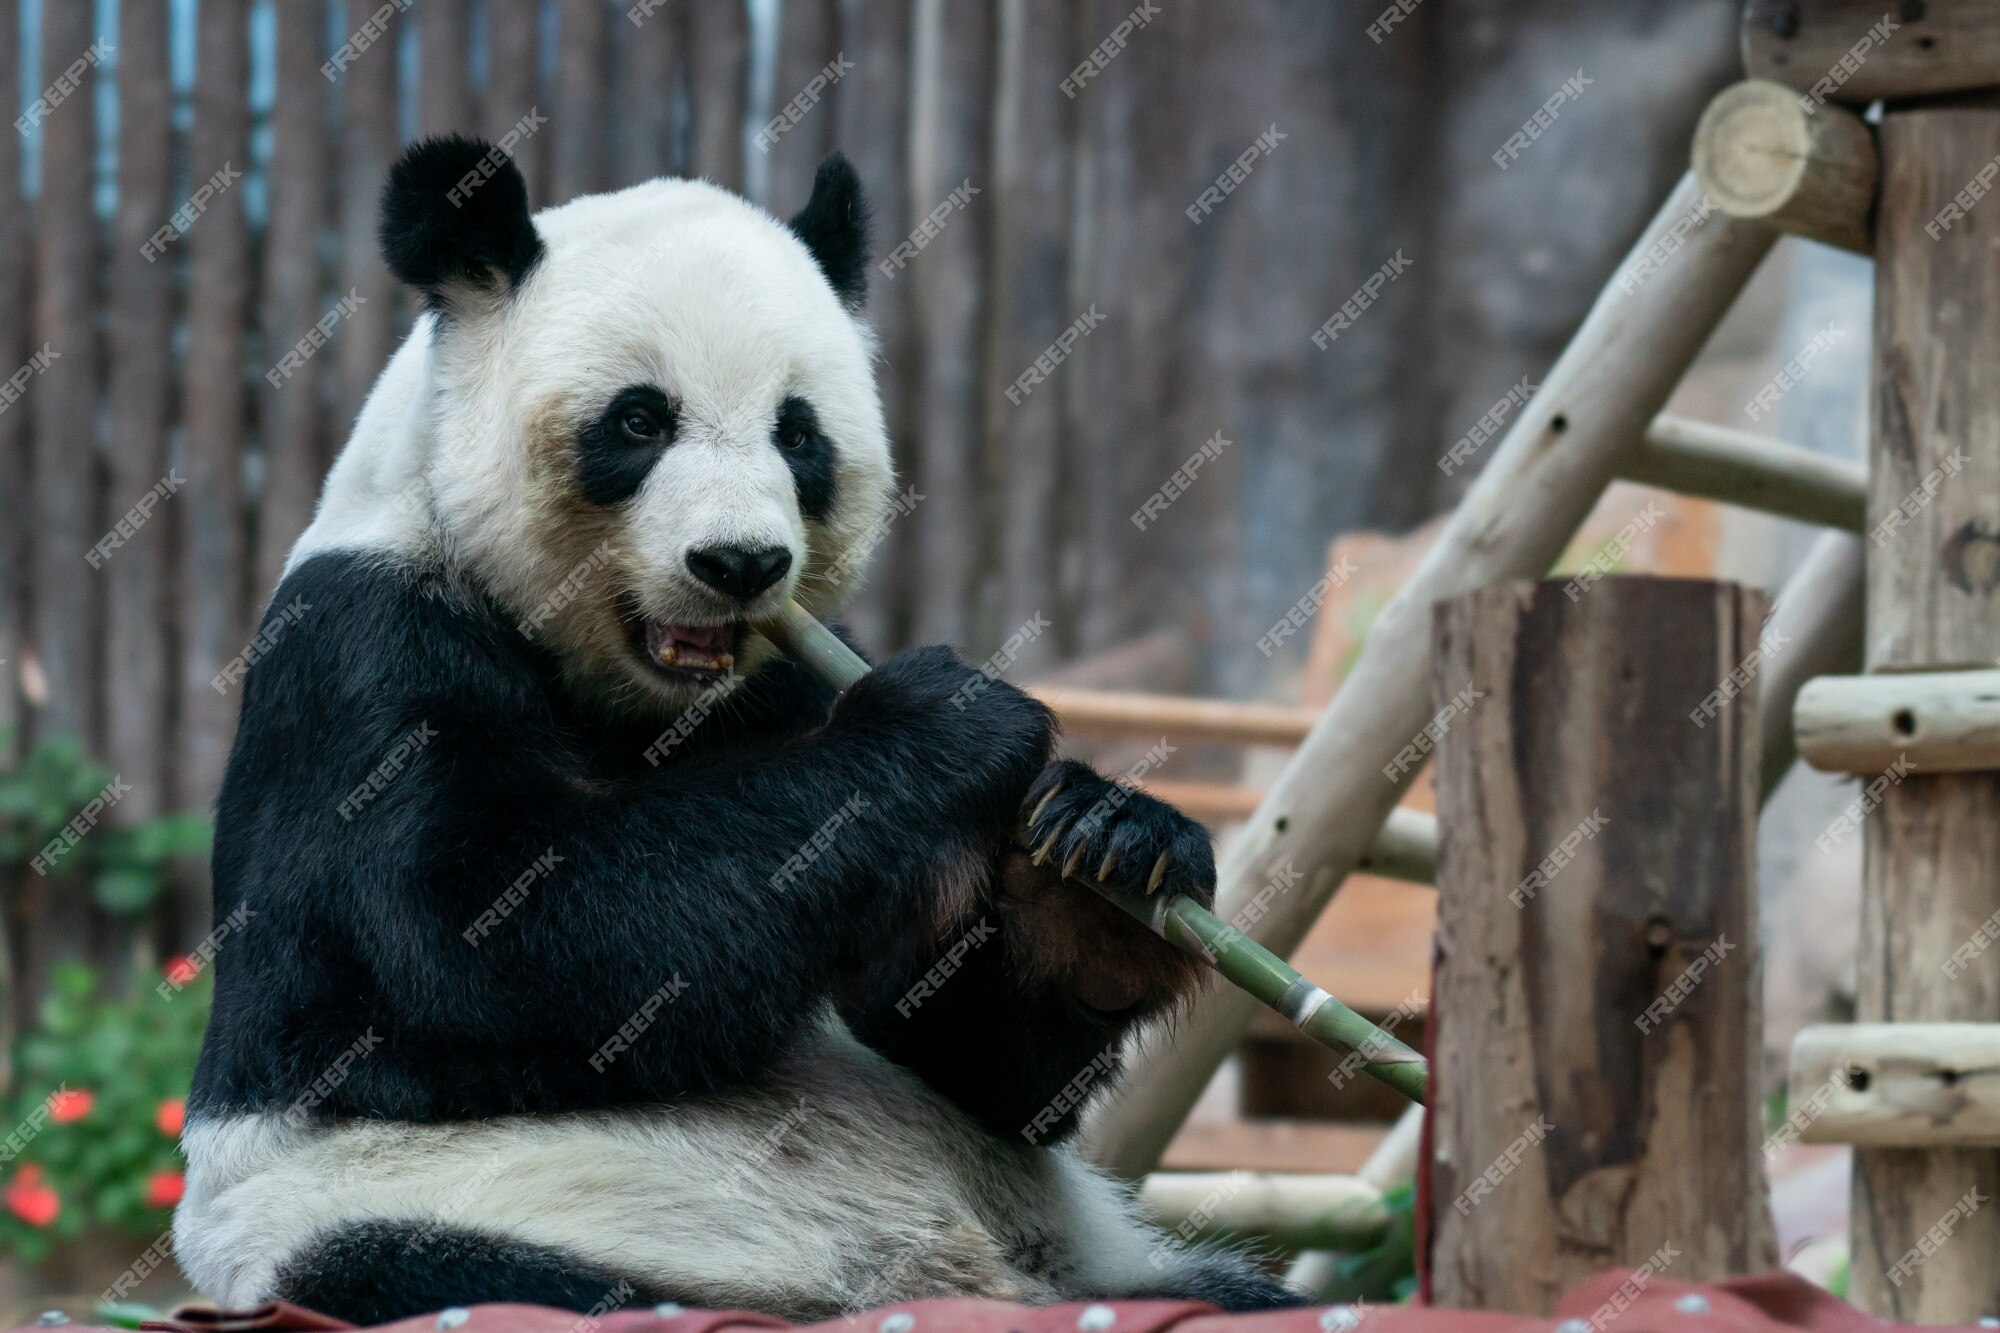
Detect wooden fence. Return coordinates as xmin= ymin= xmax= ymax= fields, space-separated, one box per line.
xmin=0 ymin=0 xmax=1739 ymax=989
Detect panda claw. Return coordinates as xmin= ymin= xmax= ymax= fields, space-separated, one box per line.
xmin=1095 ymin=849 xmax=1120 ymax=882
xmin=1028 ymin=781 xmax=1065 ymax=831
xmin=1062 ymin=843 xmax=1089 ymax=878
xmin=1146 ymin=852 xmax=1171 ymax=896
xmin=1032 ymin=833 xmax=1060 ymax=866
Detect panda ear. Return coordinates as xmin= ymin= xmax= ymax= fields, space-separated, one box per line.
xmin=788 ymin=153 xmax=870 ymax=311
xmin=379 ymin=135 xmax=545 ymax=312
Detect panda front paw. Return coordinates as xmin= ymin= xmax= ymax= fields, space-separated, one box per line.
xmin=1020 ymin=760 xmax=1216 ymax=908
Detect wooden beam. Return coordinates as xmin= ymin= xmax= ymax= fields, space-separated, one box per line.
xmin=1797 ymin=669 xmax=2000 ymax=775
xmin=1851 ymin=104 xmax=2000 ymax=1323
xmin=1429 ymin=578 xmax=1773 ymax=1311
xmin=1082 ymin=174 xmax=1777 ymax=1180
xmin=1140 ymin=1172 xmax=1389 ymax=1252
xmin=1743 ymin=1 xmax=2000 ymax=105
xmin=1758 ymin=531 xmax=1865 ymax=799
xmin=1792 ymin=1024 xmax=2000 ymax=1149
xmin=1691 ymin=80 xmax=1876 ymax=255
xmin=1034 ymin=685 xmax=1317 ymax=747
xmin=1624 ymin=414 xmax=1866 ymax=532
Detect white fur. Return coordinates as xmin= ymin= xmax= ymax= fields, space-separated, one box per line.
xmin=175 ymin=1017 xmax=1166 ymax=1321
xmin=290 ymin=178 xmax=895 ymax=708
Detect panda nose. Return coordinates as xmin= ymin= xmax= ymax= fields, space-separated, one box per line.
xmin=686 ymin=545 xmax=793 ymax=602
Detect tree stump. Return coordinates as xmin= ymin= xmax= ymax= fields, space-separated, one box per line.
xmin=1428 ymin=577 xmax=1775 ymax=1312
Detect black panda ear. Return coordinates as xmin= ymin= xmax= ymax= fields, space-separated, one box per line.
xmin=379 ymin=135 xmax=545 ymax=311
xmin=788 ymin=153 xmax=870 ymax=311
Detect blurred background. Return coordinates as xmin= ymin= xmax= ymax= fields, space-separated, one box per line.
xmin=0 ymin=0 xmax=1870 ymax=1314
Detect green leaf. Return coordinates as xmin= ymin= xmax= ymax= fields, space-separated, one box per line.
xmin=91 ymin=868 xmax=162 ymax=914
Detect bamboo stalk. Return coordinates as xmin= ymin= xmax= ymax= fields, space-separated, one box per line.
xmin=753 ymin=600 xmax=1428 ymax=1105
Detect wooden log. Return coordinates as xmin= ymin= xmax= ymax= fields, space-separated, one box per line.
xmin=1791 ymin=1024 xmax=2000 ymax=1148
xmin=32 ymin=0 xmax=103 ymax=744
xmin=986 ymin=0 xmax=1076 ymax=673
xmin=334 ymin=0 xmax=402 ymax=447
xmin=1139 ymin=1171 xmax=1389 ymax=1252
xmin=1852 ymin=104 xmax=2000 ymax=1323
xmin=904 ymin=0 xmax=993 ymax=648
xmin=616 ymin=0 xmax=681 ymax=184
xmin=483 ymin=1 xmax=544 ymax=198
xmin=827 ymin=0 xmax=913 ymax=649
xmin=1429 ymin=578 xmax=1773 ymax=1312
xmin=1355 ymin=808 xmax=1438 ymax=886
xmin=181 ymin=0 xmax=252 ymax=927
xmin=257 ymin=4 xmax=330 ymax=604
xmin=1691 ymin=80 xmax=1876 ymax=256
xmin=1625 ymin=413 xmax=1866 ymax=532
xmin=686 ymin=0 xmax=748 ymax=192
xmin=1797 ymin=670 xmax=2000 ymax=775
xmin=1757 ymin=531 xmax=1865 ymax=799
xmin=1031 ymin=686 xmax=1316 ymax=747
xmin=1743 ymin=1 xmax=2000 ymax=105
xmin=550 ymin=0 xmax=608 ymax=204
xmin=418 ymin=0 xmax=471 ymax=139
xmin=1083 ymin=175 xmax=1777 ymax=1180
xmin=104 ymin=0 xmax=174 ymax=822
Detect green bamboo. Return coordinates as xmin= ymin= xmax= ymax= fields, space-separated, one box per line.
xmin=753 ymin=601 xmax=1428 ymax=1106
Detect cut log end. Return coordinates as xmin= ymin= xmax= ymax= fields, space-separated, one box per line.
xmin=1691 ymin=80 xmax=1877 ymax=255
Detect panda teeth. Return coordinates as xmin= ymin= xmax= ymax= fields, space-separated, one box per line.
xmin=657 ymin=644 xmax=680 ymax=667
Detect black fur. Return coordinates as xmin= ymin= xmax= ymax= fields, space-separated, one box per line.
xmin=273 ymin=1220 xmax=670 ymax=1325
xmin=1127 ymin=1249 xmax=1304 ymax=1313
xmin=1023 ymin=759 xmax=1217 ymax=906
xmin=189 ymin=550 xmax=1165 ymax=1126
xmin=576 ymin=386 xmax=680 ymax=506
xmin=775 ymin=395 xmax=838 ymax=521
xmin=380 ymin=135 xmax=544 ymax=309
xmin=787 ymin=153 xmax=870 ymax=310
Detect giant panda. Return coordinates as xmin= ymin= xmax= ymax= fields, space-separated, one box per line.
xmin=173 ymin=136 xmax=1300 ymax=1325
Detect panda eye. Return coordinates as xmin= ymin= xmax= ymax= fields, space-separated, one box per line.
xmin=778 ymin=424 xmax=813 ymax=453
xmin=620 ymin=410 xmax=662 ymax=442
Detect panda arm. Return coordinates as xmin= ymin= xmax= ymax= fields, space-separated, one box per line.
xmin=225 ymin=554 xmax=1051 ymax=1101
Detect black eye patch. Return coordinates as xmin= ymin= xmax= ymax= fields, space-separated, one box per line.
xmin=775 ymin=395 xmax=837 ymax=522
xmin=575 ymin=385 xmax=678 ymax=506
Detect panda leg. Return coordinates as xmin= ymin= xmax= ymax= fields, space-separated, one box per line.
xmin=270 ymin=1218 xmax=673 ymax=1325
xmin=1117 ymin=1244 xmax=1307 ymax=1312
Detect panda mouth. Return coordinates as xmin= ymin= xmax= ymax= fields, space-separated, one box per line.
xmin=639 ymin=620 xmax=742 ymax=677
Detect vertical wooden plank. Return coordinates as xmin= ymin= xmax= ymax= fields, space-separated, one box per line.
xmin=761 ymin=0 xmax=837 ymax=218
xmin=686 ymin=0 xmax=747 ymax=190
xmin=1430 ymin=578 xmax=1774 ymax=1310
xmin=1063 ymin=0 xmax=1193 ymax=658
xmin=31 ymin=0 xmax=103 ymax=744
xmin=0 ymin=0 xmax=26 ymax=761
xmin=181 ymin=0 xmax=253 ymax=894
xmin=482 ymin=0 xmax=544 ymax=197
xmin=420 ymin=0 xmax=473 ymax=137
xmin=617 ymin=0 xmax=680 ymax=183
xmin=104 ymin=0 xmax=175 ymax=823
xmin=257 ymin=0 xmax=330 ymax=604
xmin=333 ymin=0 xmax=404 ymax=448
xmin=828 ymin=0 xmax=911 ymax=650
xmin=982 ymin=0 xmax=1073 ymax=671
xmin=903 ymin=0 xmax=990 ymax=649
xmin=550 ymin=0 xmax=607 ymax=203
xmin=1851 ymin=106 xmax=2000 ymax=1324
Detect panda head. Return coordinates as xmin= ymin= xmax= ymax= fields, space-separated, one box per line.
xmin=370 ymin=136 xmax=890 ymax=714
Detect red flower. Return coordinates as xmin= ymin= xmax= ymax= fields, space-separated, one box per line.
xmin=143 ymin=1169 xmax=184 ymax=1210
xmin=155 ymin=1098 xmax=186 ymax=1138
xmin=46 ymin=1088 xmax=93 ymax=1124
xmin=5 ymin=1166 xmax=59 ymax=1227
xmin=164 ymin=955 xmax=200 ymax=986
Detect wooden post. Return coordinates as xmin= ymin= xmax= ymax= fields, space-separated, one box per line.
xmin=1428 ymin=578 xmax=1773 ymax=1312
xmin=1691 ymin=80 xmax=1876 ymax=255
xmin=1850 ymin=105 xmax=2000 ymax=1324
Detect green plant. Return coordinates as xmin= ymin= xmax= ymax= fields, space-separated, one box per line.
xmin=0 ymin=960 xmax=207 ymax=1262
xmin=0 ymin=730 xmax=211 ymax=913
